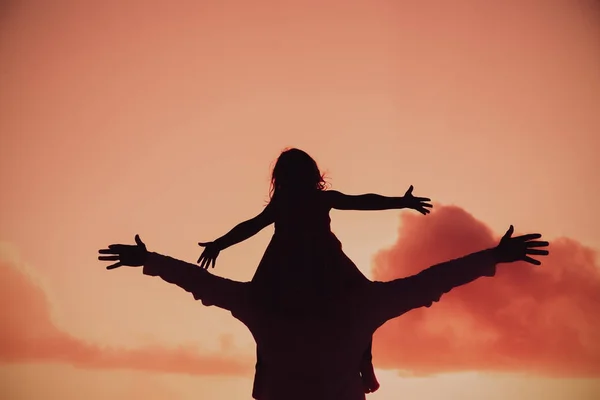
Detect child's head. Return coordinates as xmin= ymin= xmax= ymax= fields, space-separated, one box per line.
xmin=270 ymin=148 xmax=328 ymax=198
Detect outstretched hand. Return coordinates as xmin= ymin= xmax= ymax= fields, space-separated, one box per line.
xmin=494 ymin=225 xmax=549 ymax=265
xmin=98 ymin=234 xmax=148 ymax=270
xmin=197 ymin=241 xmax=221 ymax=269
xmin=402 ymin=185 xmax=433 ymax=215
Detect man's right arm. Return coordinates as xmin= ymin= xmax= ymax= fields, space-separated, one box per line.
xmin=143 ymin=252 xmax=249 ymax=311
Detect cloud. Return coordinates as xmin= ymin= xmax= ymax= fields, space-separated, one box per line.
xmin=4 ymin=205 xmax=599 ymax=380
xmin=0 ymin=253 xmax=253 ymax=376
xmin=371 ymin=205 xmax=600 ymax=377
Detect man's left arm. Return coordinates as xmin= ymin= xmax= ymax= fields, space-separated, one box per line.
xmin=370 ymin=248 xmax=498 ymax=326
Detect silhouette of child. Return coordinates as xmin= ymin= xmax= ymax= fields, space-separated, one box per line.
xmin=196 ymin=148 xmax=433 ymax=397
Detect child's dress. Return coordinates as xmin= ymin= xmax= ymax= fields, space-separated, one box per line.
xmin=252 ymin=190 xmax=369 ymax=308
xmin=249 ymin=190 xmax=374 ymax=398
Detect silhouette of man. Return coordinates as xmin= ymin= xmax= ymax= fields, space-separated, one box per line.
xmin=99 ymin=225 xmax=548 ymax=400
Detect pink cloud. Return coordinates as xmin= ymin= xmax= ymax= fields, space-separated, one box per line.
xmin=5 ymin=204 xmax=598 ymax=379
xmin=0 ymin=256 xmax=253 ymax=376
xmin=371 ymin=205 xmax=600 ymax=377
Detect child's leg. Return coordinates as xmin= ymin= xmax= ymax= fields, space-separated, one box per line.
xmin=360 ymin=338 xmax=380 ymax=393
xmin=251 ymin=347 xmax=264 ymax=399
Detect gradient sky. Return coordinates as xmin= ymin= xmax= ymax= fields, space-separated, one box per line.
xmin=1 ymin=1 xmax=599 ymax=399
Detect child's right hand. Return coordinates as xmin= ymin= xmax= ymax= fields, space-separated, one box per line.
xmin=197 ymin=241 xmax=221 ymax=269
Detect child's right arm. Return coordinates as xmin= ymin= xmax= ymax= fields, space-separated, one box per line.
xmin=197 ymin=203 xmax=275 ymax=268
xmin=213 ymin=203 xmax=275 ymax=250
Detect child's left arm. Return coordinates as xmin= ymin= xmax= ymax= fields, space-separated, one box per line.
xmin=326 ymin=185 xmax=432 ymax=215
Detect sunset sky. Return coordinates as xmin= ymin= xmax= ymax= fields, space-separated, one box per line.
xmin=1 ymin=1 xmax=599 ymax=399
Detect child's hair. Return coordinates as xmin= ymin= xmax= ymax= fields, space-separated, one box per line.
xmin=269 ymin=148 xmax=328 ymax=199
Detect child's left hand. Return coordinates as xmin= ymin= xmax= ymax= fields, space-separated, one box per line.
xmin=402 ymin=185 xmax=433 ymax=215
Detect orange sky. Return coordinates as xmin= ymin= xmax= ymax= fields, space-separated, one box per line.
xmin=1 ymin=1 xmax=599 ymax=399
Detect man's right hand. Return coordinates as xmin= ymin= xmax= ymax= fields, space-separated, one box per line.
xmin=493 ymin=225 xmax=549 ymax=265
xmin=99 ymin=234 xmax=148 ymax=270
